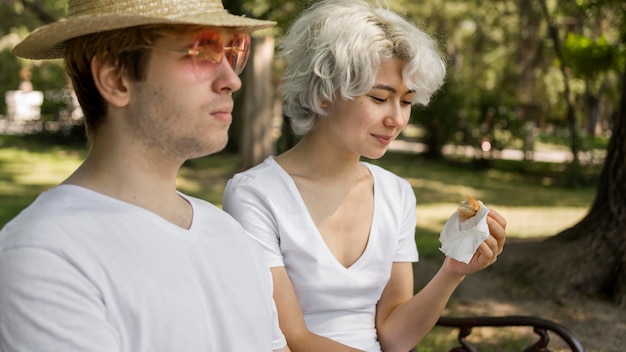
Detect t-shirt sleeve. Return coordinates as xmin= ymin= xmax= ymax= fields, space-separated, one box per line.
xmin=393 ymin=179 xmax=419 ymax=263
xmin=0 ymin=247 xmax=117 ymax=352
xmin=268 ymin=271 xmax=288 ymax=350
xmin=223 ymin=175 xmax=285 ymax=267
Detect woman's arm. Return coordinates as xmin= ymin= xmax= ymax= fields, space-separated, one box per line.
xmin=375 ymin=261 xmax=464 ymax=352
xmin=375 ymin=209 xmax=507 ymax=352
xmin=271 ymin=267 xmax=363 ymax=352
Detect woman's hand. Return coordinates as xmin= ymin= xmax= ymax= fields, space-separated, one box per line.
xmin=445 ymin=209 xmax=507 ymax=275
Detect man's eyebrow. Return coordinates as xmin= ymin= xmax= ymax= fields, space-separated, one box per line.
xmin=371 ymin=84 xmax=415 ymax=95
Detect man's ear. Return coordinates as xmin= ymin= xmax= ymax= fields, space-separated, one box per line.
xmin=91 ymin=56 xmax=130 ymax=107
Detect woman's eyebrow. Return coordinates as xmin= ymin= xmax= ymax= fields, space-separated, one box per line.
xmin=371 ymin=84 xmax=415 ymax=95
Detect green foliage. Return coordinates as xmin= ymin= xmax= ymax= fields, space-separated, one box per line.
xmin=31 ymin=60 xmax=69 ymax=116
xmin=458 ymin=89 xmax=524 ymax=152
xmin=411 ymin=80 xmax=465 ymax=158
xmin=563 ymin=33 xmax=622 ymax=80
xmin=224 ymin=0 xmax=306 ymax=37
xmin=0 ymin=0 xmax=623 ymax=176
xmin=1 ymin=1 xmax=69 ymax=118
xmin=537 ymin=129 xmax=610 ymax=150
xmin=0 ymin=49 xmax=22 ymax=114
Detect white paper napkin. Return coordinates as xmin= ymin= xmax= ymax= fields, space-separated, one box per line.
xmin=439 ymin=202 xmax=490 ymax=264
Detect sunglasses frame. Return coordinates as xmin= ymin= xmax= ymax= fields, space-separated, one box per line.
xmin=141 ymin=30 xmax=251 ymax=77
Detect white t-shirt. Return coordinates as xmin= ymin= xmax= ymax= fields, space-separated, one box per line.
xmin=0 ymin=185 xmax=286 ymax=352
xmin=223 ymin=157 xmax=419 ymax=352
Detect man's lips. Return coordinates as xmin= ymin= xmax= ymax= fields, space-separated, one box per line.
xmin=212 ymin=105 xmax=234 ymax=122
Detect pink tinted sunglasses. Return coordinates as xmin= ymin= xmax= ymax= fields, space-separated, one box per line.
xmin=143 ymin=30 xmax=251 ymax=77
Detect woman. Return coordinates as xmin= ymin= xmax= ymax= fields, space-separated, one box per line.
xmin=223 ymin=1 xmax=506 ymax=351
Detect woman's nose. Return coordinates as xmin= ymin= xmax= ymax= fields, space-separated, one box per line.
xmin=384 ymin=102 xmax=409 ymax=128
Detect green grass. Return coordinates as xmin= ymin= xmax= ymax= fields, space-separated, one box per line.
xmin=0 ymin=139 xmax=599 ymax=351
xmin=0 ymin=143 xmax=597 ymax=248
xmin=0 ymin=141 xmax=86 ymax=226
xmin=365 ymin=152 xmax=597 ymax=258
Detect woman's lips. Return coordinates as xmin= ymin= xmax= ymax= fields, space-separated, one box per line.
xmin=372 ymin=134 xmax=393 ymax=145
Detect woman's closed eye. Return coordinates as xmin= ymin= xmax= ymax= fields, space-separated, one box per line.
xmin=367 ymin=95 xmax=412 ymax=106
xmin=368 ymin=95 xmax=387 ymax=103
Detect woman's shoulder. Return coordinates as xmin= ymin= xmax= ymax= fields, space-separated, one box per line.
xmin=230 ymin=156 xmax=282 ymax=184
xmin=226 ymin=156 xmax=297 ymax=198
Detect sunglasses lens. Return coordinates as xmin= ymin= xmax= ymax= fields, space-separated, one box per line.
xmin=232 ymin=49 xmax=250 ymax=75
xmin=191 ymin=31 xmax=251 ymax=78
xmin=229 ymin=33 xmax=251 ymax=75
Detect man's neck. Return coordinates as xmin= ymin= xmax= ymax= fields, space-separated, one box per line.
xmin=63 ymin=150 xmax=193 ymax=229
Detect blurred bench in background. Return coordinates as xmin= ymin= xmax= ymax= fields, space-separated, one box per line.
xmin=434 ymin=315 xmax=584 ymax=352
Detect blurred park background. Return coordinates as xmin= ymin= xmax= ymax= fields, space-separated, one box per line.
xmin=1 ymin=0 xmax=625 ymax=351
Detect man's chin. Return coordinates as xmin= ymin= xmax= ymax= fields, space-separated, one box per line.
xmin=189 ymin=138 xmax=229 ymax=160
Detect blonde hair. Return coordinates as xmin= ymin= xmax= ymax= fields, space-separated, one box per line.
xmin=280 ymin=0 xmax=447 ymax=135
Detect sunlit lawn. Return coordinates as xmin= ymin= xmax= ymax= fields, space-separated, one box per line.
xmin=0 ymin=141 xmax=597 ymax=245
xmin=364 ymin=152 xmax=597 ymax=258
xmin=0 ymin=138 xmax=598 ymax=351
xmin=0 ymin=143 xmax=86 ymax=226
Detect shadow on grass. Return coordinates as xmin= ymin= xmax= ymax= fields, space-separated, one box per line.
xmin=1 ymin=141 xmax=599 ymax=242
xmin=366 ymin=152 xmax=597 ymax=208
xmin=0 ymin=135 xmax=611 ymax=351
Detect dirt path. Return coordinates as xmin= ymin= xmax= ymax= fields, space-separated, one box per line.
xmin=415 ymin=258 xmax=626 ymax=351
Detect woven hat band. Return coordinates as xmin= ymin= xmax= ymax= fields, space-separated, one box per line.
xmin=68 ymin=0 xmax=224 ymax=18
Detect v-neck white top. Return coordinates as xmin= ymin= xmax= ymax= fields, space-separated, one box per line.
xmin=223 ymin=157 xmax=419 ymax=351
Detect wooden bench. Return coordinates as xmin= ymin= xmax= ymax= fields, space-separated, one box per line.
xmin=433 ymin=315 xmax=585 ymax=351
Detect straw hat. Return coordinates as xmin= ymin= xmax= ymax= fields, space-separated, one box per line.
xmin=13 ymin=0 xmax=276 ymax=60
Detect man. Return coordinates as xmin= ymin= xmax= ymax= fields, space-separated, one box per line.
xmin=0 ymin=1 xmax=289 ymax=351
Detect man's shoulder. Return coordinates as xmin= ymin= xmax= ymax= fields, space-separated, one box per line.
xmin=0 ymin=187 xmax=74 ymax=248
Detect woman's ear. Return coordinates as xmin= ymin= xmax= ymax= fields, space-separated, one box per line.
xmin=91 ymin=56 xmax=130 ymax=108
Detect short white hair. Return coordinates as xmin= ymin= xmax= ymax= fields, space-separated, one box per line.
xmin=279 ymin=0 xmax=447 ymax=135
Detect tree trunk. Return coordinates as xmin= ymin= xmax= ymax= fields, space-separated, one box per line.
xmin=515 ymin=0 xmax=542 ymax=106
xmin=539 ymin=0 xmax=581 ymax=171
xmin=584 ymin=80 xmax=607 ymax=135
xmin=499 ymin=54 xmax=626 ymax=308
xmin=584 ymin=91 xmax=599 ymax=135
xmin=235 ymin=35 xmax=275 ymax=171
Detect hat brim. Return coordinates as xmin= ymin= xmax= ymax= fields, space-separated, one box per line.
xmin=13 ymin=11 xmax=276 ymax=60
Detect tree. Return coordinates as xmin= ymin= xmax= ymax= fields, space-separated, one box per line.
xmin=563 ymin=34 xmax=617 ymax=135
xmin=411 ymin=80 xmax=464 ymax=159
xmin=3 ymin=1 xmax=72 ymax=123
xmin=233 ymin=36 xmax=276 ymax=170
xmin=223 ymin=0 xmax=303 ymax=169
xmin=500 ymin=0 xmax=626 ymax=307
xmin=539 ymin=0 xmax=582 ymax=172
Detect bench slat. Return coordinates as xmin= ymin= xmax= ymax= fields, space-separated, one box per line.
xmin=435 ymin=315 xmax=584 ymax=352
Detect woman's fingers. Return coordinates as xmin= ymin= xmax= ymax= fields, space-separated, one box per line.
xmin=477 ymin=239 xmax=496 ymax=265
xmin=488 ymin=209 xmax=507 ymax=229
xmin=487 ymin=210 xmax=506 ymax=255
